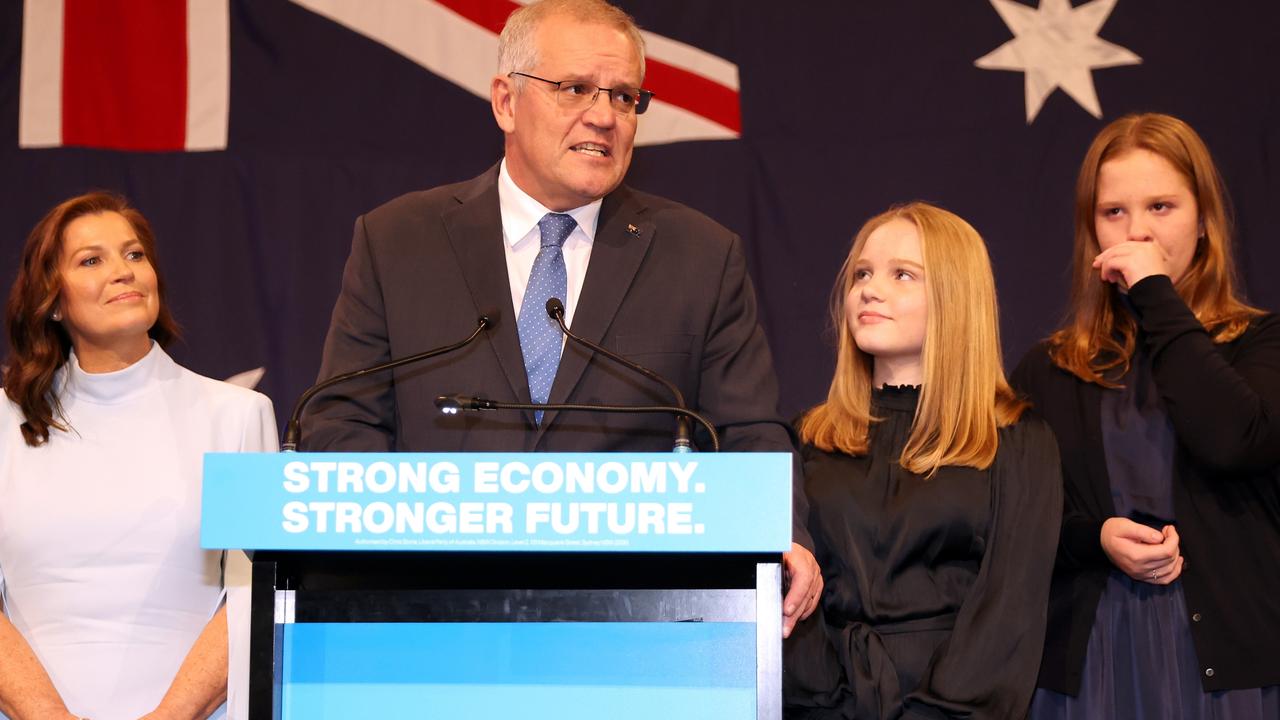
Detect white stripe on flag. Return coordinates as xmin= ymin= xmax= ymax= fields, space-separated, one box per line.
xmin=292 ymin=0 xmax=498 ymax=101
xmin=636 ymin=102 xmax=737 ymax=145
xmin=186 ymin=0 xmax=231 ymax=151
xmin=291 ymin=0 xmax=742 ymax=146
xmin=639 ymin=30 xmax=739 ymax=91
xmin=511 ymin=0 xmax=742 ymax=93
xmin=18 ymin=0 xmax=65 ymax=149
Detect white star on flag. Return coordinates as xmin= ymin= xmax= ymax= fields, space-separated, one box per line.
xmin=975 ymin=0 xmax=1141 ymax=123
xmin=224 ymin=367 xmax=266 ymax=389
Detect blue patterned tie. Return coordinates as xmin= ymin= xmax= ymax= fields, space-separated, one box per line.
xmin=518 ymin=213 xmax=574 ymax=424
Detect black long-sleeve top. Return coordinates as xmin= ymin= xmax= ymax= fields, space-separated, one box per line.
xmin=1011 ymin=275 xmax=1280 ymax=694
xmin=784 ymin=386 xmax=1062 ymax=719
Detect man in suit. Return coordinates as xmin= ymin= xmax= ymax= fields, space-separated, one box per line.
xmin=302 ymin=0 xmax=821 ymax=637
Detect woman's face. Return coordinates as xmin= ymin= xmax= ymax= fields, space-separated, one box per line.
xmin=845 ymin=218 xmax=928 ymax=383
xmin=57 ymin=211 xmax=160 ymax=355
xmin=1094 ymin=149 xmax=1201 ymax=285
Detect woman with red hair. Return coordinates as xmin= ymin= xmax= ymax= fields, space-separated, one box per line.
xmin=0 ymin=192 xmax=275 ymax=719
xmin=1017 ymin=114 xmax=1280 ymax=718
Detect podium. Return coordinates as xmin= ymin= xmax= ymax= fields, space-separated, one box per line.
xmin=202 ymin=453 xmax=792 ymax=719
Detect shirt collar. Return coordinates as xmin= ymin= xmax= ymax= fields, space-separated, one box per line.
xmin=498 ymin=158 xmax=602 ymax=248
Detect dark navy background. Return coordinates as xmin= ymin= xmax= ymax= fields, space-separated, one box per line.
xmin=2 ymin=1 xmax=1277 ymax=423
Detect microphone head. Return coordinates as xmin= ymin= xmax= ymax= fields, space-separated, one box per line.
xmin=435 ymin=395 xmax=463 ymax=414
xmin=545 ymin=297 xmax=565 ymax=320
xmin=477 ymin=315 xmax=493 ymax=329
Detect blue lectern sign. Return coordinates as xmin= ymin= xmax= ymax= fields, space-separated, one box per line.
xmin=201 ymin=452 xmax=791 ymax=553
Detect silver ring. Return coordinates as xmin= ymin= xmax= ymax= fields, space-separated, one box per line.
xmin=1150 ymin=570 xmax=1158 ymax=580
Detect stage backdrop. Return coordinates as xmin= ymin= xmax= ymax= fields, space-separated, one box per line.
xmin=2 ymin=0 xmax=1278 ymax=424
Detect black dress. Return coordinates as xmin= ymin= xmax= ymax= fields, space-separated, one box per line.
xmin=784 ymin=386 xmax=1062 ymax=720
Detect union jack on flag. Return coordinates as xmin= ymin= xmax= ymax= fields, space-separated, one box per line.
xmin=19 ymin=0 xmax=740 ymax=152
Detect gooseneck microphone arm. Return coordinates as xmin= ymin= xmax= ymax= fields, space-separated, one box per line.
xmin=281 ymin=316 xmax=491 ymax=452
xmin=434 ymin=394 xmax=721 ymax=452
xmin=545 ymin=298 xmax=699 ymax=452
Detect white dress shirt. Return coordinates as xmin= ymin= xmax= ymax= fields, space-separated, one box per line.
xmin=498 ymin=159 xmax=601 ymax=331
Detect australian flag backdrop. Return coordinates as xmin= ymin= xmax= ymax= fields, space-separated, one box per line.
xmin=1 ymin=0 xmax=1278 ymax=424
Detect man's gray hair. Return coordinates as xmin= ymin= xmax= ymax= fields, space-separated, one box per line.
xmin=498 ymin=0 xmax=646 ymax=83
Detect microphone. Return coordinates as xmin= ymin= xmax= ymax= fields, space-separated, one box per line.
xmin=281 ymin=316 xmax=492 ymax=452
xmin=434 ymin=395 xmax=720 ymax=452
xmin=545 ymin=297 xmax=700 ymax=453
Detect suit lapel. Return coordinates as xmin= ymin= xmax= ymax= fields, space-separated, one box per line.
xmin=442 ymin=166 xmax=533 ymax=416
xmin=538 ymin=186 xmax=652 ymax=435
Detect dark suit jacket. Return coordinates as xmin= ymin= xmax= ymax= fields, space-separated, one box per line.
xmin=301 ymin=164 xmax=812 ymax=549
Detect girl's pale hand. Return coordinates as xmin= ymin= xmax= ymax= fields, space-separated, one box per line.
xmin=1092 ymin=241 xmax=1172 ymax=290
xmin=1100 ymin=517 xmax=1183 ymax=584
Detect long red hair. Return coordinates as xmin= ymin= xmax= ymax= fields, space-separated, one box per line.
xmin=1049 ymin=113 xmax=1260 ymax=384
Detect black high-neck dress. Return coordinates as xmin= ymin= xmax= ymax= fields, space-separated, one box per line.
xmin=784 ymin=386 xmax=1062 ymax=720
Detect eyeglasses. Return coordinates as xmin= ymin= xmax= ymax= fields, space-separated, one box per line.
xmin=509 ymin=72 xmax=655 ymax=115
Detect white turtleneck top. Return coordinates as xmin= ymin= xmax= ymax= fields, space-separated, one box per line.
xmin=0 ymin=343 xmax=276 ymax=720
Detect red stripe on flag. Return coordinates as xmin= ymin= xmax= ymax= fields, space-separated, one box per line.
xmin=434 ymin=0 xmax=741 ymax=133
xmin=641 ymin=60 xmax=741 ymax=133
xmin=433 ymin=0 xmax=514 ymax=34
xmin=62 ymin=0 xmax=188 ymax=151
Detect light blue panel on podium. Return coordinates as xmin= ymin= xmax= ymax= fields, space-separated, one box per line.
xmin=281 ymin=623 xmax=756 ymax=719
xmin=202 ymin=452 xmax=791 ymax=552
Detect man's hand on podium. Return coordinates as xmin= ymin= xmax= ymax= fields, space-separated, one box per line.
xmin=782 ymin=543 xmax=822 ymax=638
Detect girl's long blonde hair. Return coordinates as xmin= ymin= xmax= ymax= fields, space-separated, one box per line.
xmin=798 ymin=202 xmax=1026 ymax=476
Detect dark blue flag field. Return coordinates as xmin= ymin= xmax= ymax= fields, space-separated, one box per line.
xmin=2 ymin=0 xmax=1277 ymax=420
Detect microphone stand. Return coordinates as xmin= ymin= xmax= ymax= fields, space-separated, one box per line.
xmin=545 ymin=298 xmax=701 ymax=452
xmin=435 ymin=394 xmax=721 ymax=452
xmin=281 ymin=317 xmax=491 ymax=451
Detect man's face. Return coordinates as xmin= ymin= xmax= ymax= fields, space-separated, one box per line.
xmin=493 ymin=15 xmax=642 ymax=211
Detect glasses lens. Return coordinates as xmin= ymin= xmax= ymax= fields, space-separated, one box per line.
xmin=552 ymin=80 xmax=650 ymax=115
xmin=634 ymin=90 xmax=653 ymax=115
xmin=556 ymin=82 xmax=595 ymax=109
xmin=610 ymin=89 xmax=638 ymax=112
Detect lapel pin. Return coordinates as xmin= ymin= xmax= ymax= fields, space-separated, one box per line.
xmin=626 ymin=223 xmax=640 ymax=236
